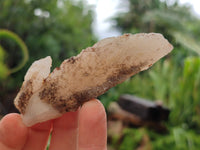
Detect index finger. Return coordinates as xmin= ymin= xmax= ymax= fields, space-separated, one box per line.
xmin=49 ymin=110 xmax=80 ymax=150
xmin=78 ymin=99 xmax=107 ymax=150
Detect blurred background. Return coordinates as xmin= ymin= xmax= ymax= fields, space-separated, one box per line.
xmin=0 ymin=0 xmax=200 ymax=149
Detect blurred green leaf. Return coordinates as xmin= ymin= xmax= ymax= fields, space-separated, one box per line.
xmin=173 ymin=32 xmax=200 ymax=55
xmin=0 ymin=45 xmax=9 ymax=79
xmin=0 ymin=0 xmax=96 ymax=97
xmin=0 ymin=29 xmax=29 ymax=74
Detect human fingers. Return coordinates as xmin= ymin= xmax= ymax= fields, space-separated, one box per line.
xmin=0 ymin=113 xmax=28 ymax=150
xmin=22 ymin=120 xmax=52 ymax=150
xmin=49 ymin=110 xmax=79 ymax=150
xmin=78 ymin=99 xmax=107 ymax=150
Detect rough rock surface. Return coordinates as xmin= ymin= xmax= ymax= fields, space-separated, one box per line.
xmin=14 ymin=33 xmax=173 ymax=126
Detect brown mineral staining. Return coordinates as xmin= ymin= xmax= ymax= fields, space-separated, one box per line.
xmin=64 ymin=98 xmax=79 ymax=112
xmin=36 ymin=33 xmax=173 ymax=113
xmin=38 ymin=79 xmax=81 ymax=113
xmin=55 ymin=67 xmax=61 ymax=71
xmin=14 ymin=33 xmax=173 ymax=126
xmin=122 ymin=33 xmax=131 ymax=37
xmin=16 ymin=80 xmax=33 ymax=114
xmin=51 ymin=97 xmax=79 ymax=113
xmin=39 ymin=81 xmax=60 ymax=106
xmin=66 ymin=56 xmax=77 ymax=64
xmin=39 ymin=82 xmax=57 ymax=101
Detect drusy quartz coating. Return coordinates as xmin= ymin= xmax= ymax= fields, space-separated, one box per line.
xmin=14 ymin=33 xmax=173 ymax=126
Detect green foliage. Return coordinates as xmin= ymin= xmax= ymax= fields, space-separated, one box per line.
xmin=0 ymin=45 xmax=9 ymax=79
xmin=1 ymin=0 xmax=200 ymax=149
xmin=110 ymin=126 xmax=200 ymax=150
xmin=119 ymin=128 xmax=144 ymax=150
xmin=110 ymin=0 xmax=200 ymax=149
xmin=0 ymin=0 xmax=96 ymax=95
xmin=114 ymin=0 xmax=200 ymax=55
xmin=109 ymin=56 xmax=200 ymax=126
xmin=0 ymin=29 xmax=29 ymax=76
xmin=150 ymin=127 xmax=200 ymax=150
xmin=171 ymin=57 xmax=200 ymax=127
xmin=104 ymin=57 xmax=200 ymax=149
xmin=0 ymin=0 xmax=96 ymax=63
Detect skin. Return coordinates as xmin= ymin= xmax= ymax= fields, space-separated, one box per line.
xmin=0 ymin=99 xmax=107 ymax=150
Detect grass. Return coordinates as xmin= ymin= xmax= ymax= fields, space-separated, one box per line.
xmin=103 ymin=54 xmax=200 ymax=149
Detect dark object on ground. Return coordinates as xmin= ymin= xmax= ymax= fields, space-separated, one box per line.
xmin=108 ymin=102 xmax=168 ymax=133
xmin=118 ymin=94 xmax=170 ymax=122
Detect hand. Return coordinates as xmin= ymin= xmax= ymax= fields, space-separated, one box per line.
xmin=0 ymin=99 xmax=107 ymax=150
